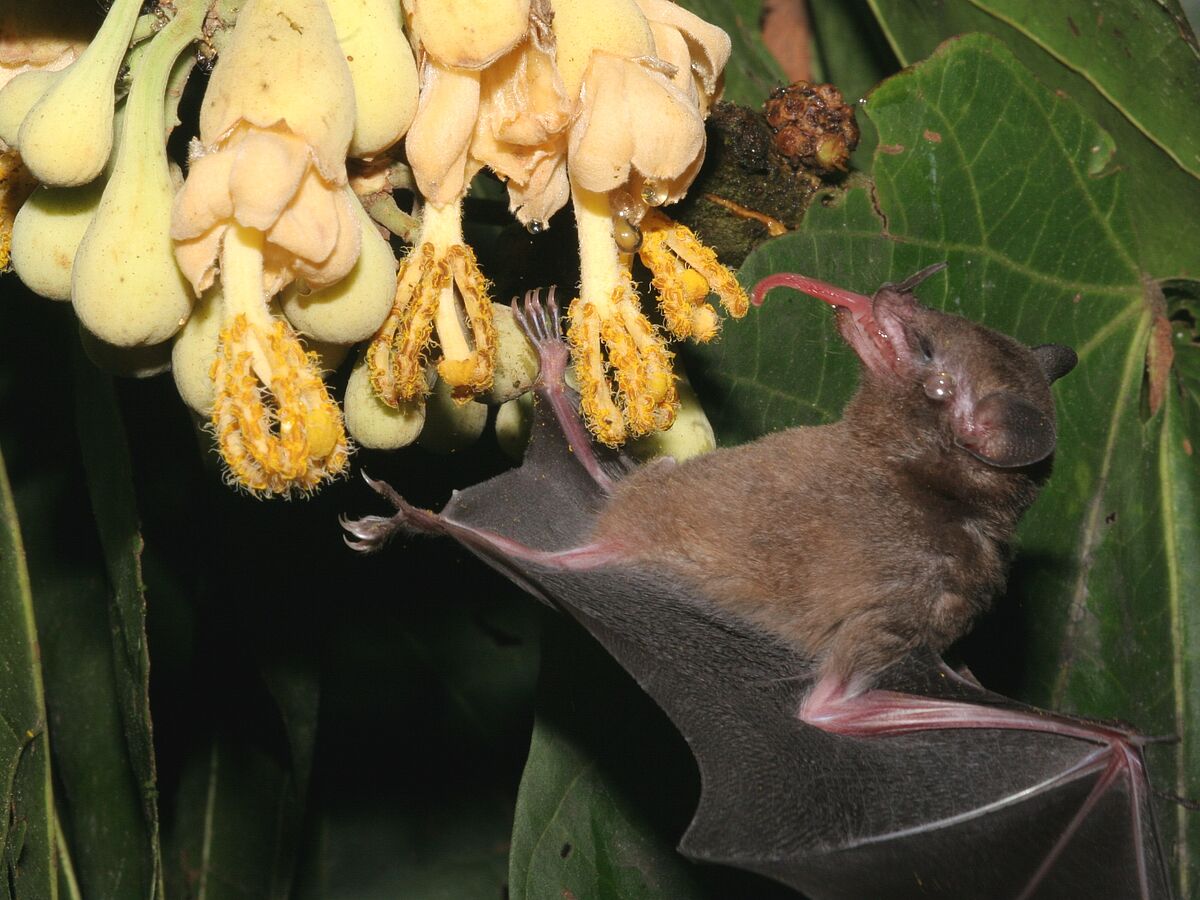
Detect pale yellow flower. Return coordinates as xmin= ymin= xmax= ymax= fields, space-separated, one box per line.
xmin=170 ymin=0 xmax=359 ymax=496
xmin=543 ymin=0 xmax=744 ymax=444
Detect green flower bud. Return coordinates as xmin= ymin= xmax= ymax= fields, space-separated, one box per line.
xmin=280 ymin=189 xmax=397 ymax=343
xmin=483 ymin=302 xmax=538 ymax=404
xmin=10 ymin=181 xmax=102 ymax=300
xmin=418 ymin=376 xmax=488 ymax=453
xmin=344 ymin=351 xmax=426 ymax=449
xmin=72 ymin=2 xmax=204 ymax=346
xmin=16 ymin=0 xmax=143 ymax=185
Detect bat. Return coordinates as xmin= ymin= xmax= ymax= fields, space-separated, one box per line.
xmin=342 ymin=268 xmax=1173 ymax=899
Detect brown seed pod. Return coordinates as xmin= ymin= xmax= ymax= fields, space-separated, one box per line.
xmin=763 ymin=81 xmax=859 ymax=173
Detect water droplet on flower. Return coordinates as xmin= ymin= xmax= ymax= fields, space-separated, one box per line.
xmin=641 ymin=180 xmax=668 ymax=207
xmin=613 ymin=216 xmax=642 ymax=253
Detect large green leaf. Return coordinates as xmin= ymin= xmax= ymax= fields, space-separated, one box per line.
xmin=298 ymin=581 xmax=539 ymax=900
xmin=0 ymin=298 xmax=160 ymax=899
xmin=71 ymin=347 xmax=163 ymax=899
xmin=866 ymin=0 xmax=1200 ymax=279
xmin=0 ymin=446 xmax=55 ymax=900
xmin=963 ymin=0 xmax=1200 ymax=177
xmin=687 ymin=32 xmax=1197 ymax=895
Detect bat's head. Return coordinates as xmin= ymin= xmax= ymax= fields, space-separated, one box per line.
xmin=752 ymin=264 xmax=1077 ymax=473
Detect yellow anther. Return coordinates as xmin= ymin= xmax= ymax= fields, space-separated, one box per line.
xmin=436 ymin=243 xmax=496 ymax=400
xmin=639 ymin=209 xmax=749 ymax=341
xmin=304 ymin=400 xmax=341 ymax=459
xmin=690 ymin=305 xmax=720 ymax=342
xmin=368 ymin=201 xmax=496 ymax=406
xmin=566 ymin=274 xmax=677 ymax=444
xmin=567 ymin=297 xmax=626 ymax=446
xmin=0 ymin=150 xmax=36 ymax=270
xmin=367 ymin=242 xmax=446 ymax=405
xmin=680 ymin=269 xmax=710 ymax=304
xmin=211 ymin=314 xmax=349 ymax=497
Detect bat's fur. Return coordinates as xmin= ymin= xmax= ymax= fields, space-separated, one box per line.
xmin=592 ymin=281 xmax=1075 ymax=685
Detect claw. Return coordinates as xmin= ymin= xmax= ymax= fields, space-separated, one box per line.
xmin=511 ymin=286 xmax=571 ymax=393
xmin=361 ymin=470 xmax=407 ymax=510
xmin=339 ymin=512 xmax=401 ymax=553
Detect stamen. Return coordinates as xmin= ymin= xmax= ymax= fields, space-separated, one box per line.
xmin=211 ymin=225 xmax=348 ymax=496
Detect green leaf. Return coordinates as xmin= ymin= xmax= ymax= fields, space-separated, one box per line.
xmin=281 ymin=584 xmax=539 ymax=900
xmin=690 ymin=33 xmax=1197 ymax=894
xmin=0 ymin=445 xmax=56 ymax=900
xmin=509 ymin=614 xmax=794 ymax=900
xmin=961 ymin=0 xmax=1200 ymax=178
xmin=166 ymin=732 xmax=304 ymax=900
xmin=866 ymin=0 xmax=1200 ymax=279
xmin=679 ymin=0 xmax=786 ymax=106
xmin=808 ymin=0 xmax=898 ymax=104
xmin=0 ymin=302 xmax=155 ymax=900
xmin=71 ymin=347 xmax=163 ymax=899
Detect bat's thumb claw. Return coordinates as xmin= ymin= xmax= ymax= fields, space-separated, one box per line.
xmin=360 ymin=470 xmax=406 ymax=509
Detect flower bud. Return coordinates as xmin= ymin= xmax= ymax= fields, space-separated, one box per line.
xmin=344 ymin=351 xmax=426 ymax=449
xmin=326 ymin=0 xmax=419 ymax=158
xmin=417 ymin=376 xmax=488 ymax=453
xmin=280 ymin=188 xmax=397 ymax=343
xmin=10 ymin=181 xmax=102 ymax=300
xmin=72 ymin=2 xmax=202 ymax=346
xmin=16 ymin=0 xmax=143 ymax=185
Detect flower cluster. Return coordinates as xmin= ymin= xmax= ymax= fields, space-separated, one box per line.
xmin=1 ymin=0 xmax=744 ymax=495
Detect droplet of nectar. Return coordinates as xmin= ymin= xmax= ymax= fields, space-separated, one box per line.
xmin=923 ymin=371 xmax=956 ymax=401
xmin=525 ymin=220 xmax=546 ymax=235
xmin=613 ymin=216 xmax=642 ymax=253
xmin=641 ymin=180 xmax=668 ymax=207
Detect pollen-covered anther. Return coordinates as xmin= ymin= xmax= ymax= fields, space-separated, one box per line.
xmin=367 ymin=242 xmax=447 ymax=406
xmin=435 ymin=243 xmax=496 ymax=401
xmin=211 ymin=314 xmax=349 ymax=497
xmin=566 ymin=297 xmax=625 ymax=447
xmin=638 ymin=209 xmax=749 ymax=340
xmin=608 ymin=292 xmax=677 ymax=434
xmin=566 ymin=282 xmax=677 ymax=446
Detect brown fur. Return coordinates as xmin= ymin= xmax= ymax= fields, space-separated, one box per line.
xmin=591 ymin=294 xmax=1069 ymax=684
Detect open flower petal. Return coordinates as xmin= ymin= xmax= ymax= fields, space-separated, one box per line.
xmin=171 ymin=150 xmax=236 ymax=241
xmin=568 ymin=53 xmax=704 ymax=195
xmin=406 ymin=0 xmax=531 ymax=70
xmin=635 ymin=0 xmax=731 ymax=100
xmin=228 ymin=128 xmax=311 ymax=231
xmin=200 ymin=0 xmax=354 ymax=182
xmin=406 ymin=59 xmax=482 ymax=206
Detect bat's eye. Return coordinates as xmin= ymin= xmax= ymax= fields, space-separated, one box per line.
xmin=924 ymin=370 xmax=956 ymax=401
xmin=915 ymin=332 xmax=935 ymax=362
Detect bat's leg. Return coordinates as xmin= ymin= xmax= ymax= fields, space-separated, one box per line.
xmin=341 ymin=471 xmax=613 ymax=570
xmin=799 ymin=674 xmax=1165 ymax=900
xmin=512 ymin=287 xmax=616 ymax=493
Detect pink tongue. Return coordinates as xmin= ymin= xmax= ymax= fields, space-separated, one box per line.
xmin=751 ymin=273 xmax=874 ymax=320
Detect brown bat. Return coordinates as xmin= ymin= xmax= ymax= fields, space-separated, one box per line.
xmin=343 ymin=266 xmax=1172 ymax=899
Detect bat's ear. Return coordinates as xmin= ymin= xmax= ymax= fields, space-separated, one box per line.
xmin=1031 ymin=344 xmax=1077 ymax=383
xmin=954 ymin=391 xmax=1057 ymax=468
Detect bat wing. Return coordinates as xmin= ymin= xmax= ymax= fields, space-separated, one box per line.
xmin=357 ymin=396 xmax=1173 ymax=900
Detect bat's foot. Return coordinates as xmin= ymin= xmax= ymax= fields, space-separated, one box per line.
xmin=799 ymin=674 xmax=1164 ymax=900
xmin=340 ymin=472 xmax=448 ymax=553
xmin=512 ymin=286 xmax=568 ymax=389
xmin=343 ymin=471 xmax=614 ymax=571
xmin=512 ymin=286 xmax=616 ymax=492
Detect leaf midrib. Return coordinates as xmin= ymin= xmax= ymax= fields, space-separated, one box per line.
xmin=963 ymin=0 xmax=1200 ymax=181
